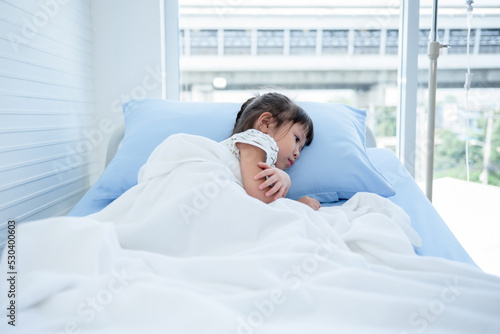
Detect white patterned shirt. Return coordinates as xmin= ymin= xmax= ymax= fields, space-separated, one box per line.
xmin=220 ymin=129 xmax=279 ymax=167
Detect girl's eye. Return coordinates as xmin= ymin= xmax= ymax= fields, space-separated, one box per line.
xmin=295 ymin=135 xmax=299 ymax=142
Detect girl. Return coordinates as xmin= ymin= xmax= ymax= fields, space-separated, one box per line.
xmin=221 ymin=92 xmax=321 ymax=210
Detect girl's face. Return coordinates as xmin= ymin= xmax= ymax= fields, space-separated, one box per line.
xmin=268 ymin=122 xmax=307 ymax=170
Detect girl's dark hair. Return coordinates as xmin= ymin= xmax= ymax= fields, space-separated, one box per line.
xmin=232 ymin=92 xmax=314 ymax=146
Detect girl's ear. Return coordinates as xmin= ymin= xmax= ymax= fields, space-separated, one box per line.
xmin=256 ymin=112 xmax=274 ymax=133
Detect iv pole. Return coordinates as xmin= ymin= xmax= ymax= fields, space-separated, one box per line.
xmin=425 ymin=0 xmax=474 ymax=201
xmin=425 ymin=0 xmax=449 ymax=202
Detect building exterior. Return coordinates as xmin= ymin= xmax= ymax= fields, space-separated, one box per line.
xmin=179 ymin=0 xmax=500 ymax=104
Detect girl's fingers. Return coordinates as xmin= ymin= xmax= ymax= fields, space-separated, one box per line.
xmin=266 ymin=180 xmax=284 ymax=197
xmin=254 ymin=172 xmax=270 ymax=180
xmin=265 ymin=182 xmax=281 ymax=196
xmin=258 ymin=175 xmax=276 ymax=190
xmin=272 ymin=182 xmax=289 ymax=199
xmin=274 ymin=187 xmax=285 ymax=200
xmin=254 ymin=168 xmax=274 ymax=180
xmin=257 ymin=162 xmax=270 ymax=169
xmin=259 ymin=173 xmax=281 ymax=189
xmin=312 ymin=200 xmax=321 ymax=210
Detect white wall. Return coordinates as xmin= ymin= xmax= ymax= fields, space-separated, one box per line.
xmin=0 ymin=0 xmax=165 ymax=250
xmin=90 ymin=0 xmax=163 ymax=175
xmin=0 ymin=0 xmax=97 ymax=235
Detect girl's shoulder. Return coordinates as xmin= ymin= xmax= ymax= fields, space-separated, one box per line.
xmin=220 ymin=129 xmax=278 ymax=166
xmin=227 ymin=129 xmax=277 ymax=148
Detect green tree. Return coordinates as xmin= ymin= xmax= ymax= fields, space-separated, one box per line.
xmin=434 ymin=109 xmax=500 ymax=186
xmin=375 ymin=106 xmax=397 ymax=137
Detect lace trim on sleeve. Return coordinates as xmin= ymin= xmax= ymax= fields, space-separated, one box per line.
xmin=224 ymin=129 xmax=278 ymax=167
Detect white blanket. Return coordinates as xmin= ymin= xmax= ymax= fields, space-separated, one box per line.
xmin=2 ymin=134 xmax=500 ymax=334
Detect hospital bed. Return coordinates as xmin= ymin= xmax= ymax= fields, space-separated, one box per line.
xmin=7 ymin=98 xmax=500 ymax=333
xmin=69 ymin=98 xmax=475 ymax=265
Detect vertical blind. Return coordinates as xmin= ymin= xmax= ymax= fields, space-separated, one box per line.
xmin=0 ymin=0 xmax=97 ymax=251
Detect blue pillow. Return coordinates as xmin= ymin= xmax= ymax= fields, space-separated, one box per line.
xmin=287 ymin=101 xmax=395 ymax=201
xmin=69 ymin=98 xmax=394 ymax=216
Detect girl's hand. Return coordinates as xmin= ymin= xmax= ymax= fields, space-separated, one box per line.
xmin=297 ymin=196 xmax=321 ymax=211
xmin=254 ymin=162 xmax=291 ymax=200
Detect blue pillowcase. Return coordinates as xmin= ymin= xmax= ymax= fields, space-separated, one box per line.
xmin=69 ymin=98 xmax=395 ymax=216
xmin=286 ymin=101 xmax=395 ymax=201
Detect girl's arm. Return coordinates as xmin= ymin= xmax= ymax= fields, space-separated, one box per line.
xmin=255 ymin=162 xmax=290 ymax=199
xmin=255 ymin=163 xmax=321 ymax=210
xmin=237 ymin=143 xmax=283 ymax=203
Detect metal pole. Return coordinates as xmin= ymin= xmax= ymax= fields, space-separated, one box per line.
xmin=431 ymin=0 xmax=438 ymax=42
xmin=425 ymin=0 xmax=442 ymax=202
xmin=426 ymin=43 xmax=438 ymax=202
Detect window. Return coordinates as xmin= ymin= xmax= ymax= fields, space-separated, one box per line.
xmin=190 ymin=29 xmax=218 ymax=55
xmin=224 ymin=30 xmax=251 ymax=55
xmin=479 ymin=29 xmax=500 ymax=54
xmin=180 ymin=29 xmax=185 ymax=56
xmin=322 ymin=30 xmax=349 ymax=54
xmin=257 ymin=30 xmax=284 ymax=55
xmin=416 ymin=6 xmax=500 ymax=197
xmin=354 ymin=30 xmax=381 ymax=54
xmin=385 ymin=29 xmax=399 ymax=55
xmin=178 ymin=1 xmax=401 ymax=133
xmin=290 ymin=30 xmax=316 ymax=55
xmin=448 ymin=29 xmax=476 ymax=54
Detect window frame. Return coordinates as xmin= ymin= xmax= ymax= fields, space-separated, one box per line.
xmin=396 ymin=0 xmax=419 ymax=178
xmin=162 ymin=0 xmax=180 ymax=100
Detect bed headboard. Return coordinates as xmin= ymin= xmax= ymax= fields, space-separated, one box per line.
xmin=365 ymin=126 xmax=377 ymax=149
xmin=105 ymin=124 xmax=125 ymax=167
